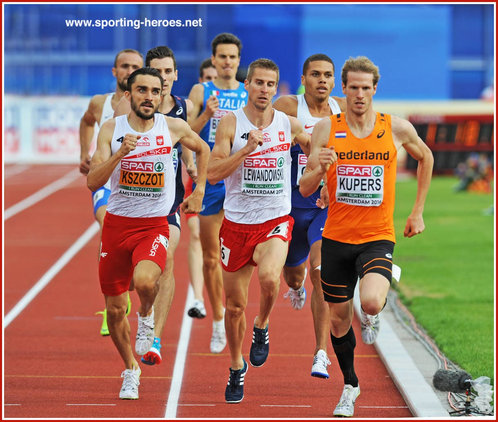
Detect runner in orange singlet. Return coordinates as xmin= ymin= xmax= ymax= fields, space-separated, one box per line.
xmin=300 ymin=56 xmax=433 ymax=417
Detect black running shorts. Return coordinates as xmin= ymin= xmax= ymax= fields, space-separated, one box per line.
xmin=320 ymin=238 xmax=395 ymax=303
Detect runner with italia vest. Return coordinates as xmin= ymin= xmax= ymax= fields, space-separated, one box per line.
xmin=188 ymin=33 xmax=248 ymax=354
xmin=299 ymin=56 xmax=433 ymax=417
xmin=207 ymin=58 xmax=310 ymax=404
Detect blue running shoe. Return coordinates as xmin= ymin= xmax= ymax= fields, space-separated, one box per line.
xmin=142 ymin=337 xmax=162 ymax=365
xmin=249 ymin=325 xmax=269 ymax=367
xmin=225 ymin=359 xmax=248 ymax=403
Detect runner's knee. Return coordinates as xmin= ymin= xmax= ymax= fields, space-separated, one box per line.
xmin=106 ymin=302 xmax=127 ymax=322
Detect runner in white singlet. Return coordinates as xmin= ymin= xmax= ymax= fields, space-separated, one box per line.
xmin=87 ymin=68 xmax=210 ymax=401
xmin=207 ymin=59 xmax=310 ymax=404
xmin=273 ymin=54 xmax=345 ymax=379
xmin=79 ymin=49 xmax=143 ymax=336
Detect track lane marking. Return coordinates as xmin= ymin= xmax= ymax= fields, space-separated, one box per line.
xmin=4 ymin=164 xmax=30 ymax=179
xmin=164 ymin=286 xmax=194 ymax=419
xmin=4 ymin=222 xmax=99 ymax=327
xmin=66 ymin=404 xmax=116 ymax=406
xmin=4 ymin=168 xmax=81 ymax=220
xmin=261 ymin=405 xmax=312 ymax=408
xmin=5 ymin=374 xmax=171 ymax=379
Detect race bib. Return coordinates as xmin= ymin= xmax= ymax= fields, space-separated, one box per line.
xmin=336 ymin=164 xmax=384 ymax=206
xmin=296 ymin=153 xmax=307 ymax=185
xmin=266 ymin=221 xmax=290 ymax=238
xmin=220 ymin=237 xmax=230 ymax=267
xmin=208 ymin=109 xmax=229 ymax=147
xmin=241 ymin=156 xmax=285 ymax=196
xmin=118 ymin=160 xmax=165 ymax=199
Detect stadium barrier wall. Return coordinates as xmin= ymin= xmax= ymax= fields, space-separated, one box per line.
xmin=4 ymin=95 xmax=494 ymax=169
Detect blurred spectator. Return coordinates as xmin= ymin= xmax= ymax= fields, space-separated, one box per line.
xmin=454 ymin=153 xmax=493 ymax=193
xmin=480 ymin=83 xmax=494 ymax=102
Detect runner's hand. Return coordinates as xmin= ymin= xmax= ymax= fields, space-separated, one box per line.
xmin=181 ymin=190 xmax=204 ymax=214
xmin=404 ymin=214 xmax=425 ymax=238
xmin=118 ymin=134 xmax=139 ymax=157
xmin=204 ymin=95 xmax=219 ymax=118
xmin=79 ymin=155 xmax=91 ymax=175
xmin=318 ymin=146 xmax=337 ymax=173
xmin=245 ymin=128 xmax=264 ymax=153
xmin=316 ymin=185 xmax=329 ymax=209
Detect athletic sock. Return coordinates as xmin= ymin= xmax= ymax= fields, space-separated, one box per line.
xmin=331 ymin=326 xmax=359 ymax=387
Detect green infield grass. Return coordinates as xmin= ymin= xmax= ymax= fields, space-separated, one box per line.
xmin=393 ymin=175 xmax=494 ymax=383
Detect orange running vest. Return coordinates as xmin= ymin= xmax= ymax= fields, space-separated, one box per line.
xmin=322 ymin=112 xmax=398 ymax=244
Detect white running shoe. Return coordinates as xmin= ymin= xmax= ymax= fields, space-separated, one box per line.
xmin=283 ymin=268 xmax=307 ymax=310
xmin=333 ymin=384 xmax=360 ymax=417
xmin=188 ymin=299 xmax=207 ymax=319
xmin=360 ymin=308 xmax=380 ymax=344
xmin=210 ymin=318 xmax=227 ymax=353
xmin=135 ymin=307 xmax=155 ymax=356
xmin=119 ymin=367 xmax=141 ymax=400
xmin=311 ymin=349 xmax=331 ymax=378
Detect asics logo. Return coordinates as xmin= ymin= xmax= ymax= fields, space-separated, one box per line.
xmin=377 ymin=130 xmax=385 ymax=139
xmin=385 ymin=253 xmax=392 ymax=258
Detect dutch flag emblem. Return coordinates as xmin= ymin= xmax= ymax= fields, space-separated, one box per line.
xmin=335 ymin=131 xmax=346 ymax=138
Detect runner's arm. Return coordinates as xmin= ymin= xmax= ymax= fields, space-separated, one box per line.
xmin=79 ymin=95 xmax=104 ymax=175
xmin=208 ymin=113 xmax=261 ymax=184
xmin=169 ymin=117 xmax=210 ymax=213
xmin=289 ymin=116 xmax=311 ymax=155
xmin=299 ymin=118 xmax=336 ymax=197
xmin=87 ymin=120 xmax=137 ymax=191
xmin=393 ymin=116 xmax=434 ymax=238
xmin=188 ymin=83 xmax=217 ymax=134
xmin=273 ymin=95 xmax=298 ymax=117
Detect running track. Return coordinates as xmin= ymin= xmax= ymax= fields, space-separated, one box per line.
xmin=3 ymin=164 xmax=413 ymax=418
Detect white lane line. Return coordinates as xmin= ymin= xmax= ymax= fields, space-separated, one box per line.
xmin=4 ymin=222 xmax=99 ymax=328
xmin=4 ymin=168 xmax=81 ymax=220
xmin=4 ymin=404 xmax=21 ymax=406
xmin=4 ymin=164 xmax=30 ymax=179
xmin=178 ymin=404 xmax=216 ymax=407
xmin=66 ymin=404 xmax=116 ymax=406
xmin=359 ymin=406 xmax=410 ymax=409
xmin=165 ymin=286 xmax=194 ymax=419
xmin=261 ymin=405 xmax=312 ymax=408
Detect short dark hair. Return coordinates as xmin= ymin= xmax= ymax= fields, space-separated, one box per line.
xmin=114 ymin=49 xmax=143 ymax=68
xmin=145 ymin=46 xmax=176 ymax=69
xmin=302 ymin=54 xmax=335 ymax=76
xmin=127 ymin=67 xmax=164 ymax=92
xmin=211 ymin=32 xmax=242 ymax=57
xmin=199 ymin=58 xmax=215 ymax=78
xmin=246 ymin=58 xmax=279 ymax=84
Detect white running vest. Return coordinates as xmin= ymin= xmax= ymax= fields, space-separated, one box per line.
xmin=294 ymin=94 xmax=341 ymax=185
xmin=224 ymin=108 xmax=292 ymax=224
xmin=297 ymin=94 xmax=341 ymax=135
xmin=99 ymin=93 xmax=115 ymax=128
xmin=106 ymin=114 xmax=175 ymax=218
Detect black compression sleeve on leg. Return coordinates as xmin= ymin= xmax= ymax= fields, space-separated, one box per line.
xmin=331 ymin=326 xmax=359 ymax=387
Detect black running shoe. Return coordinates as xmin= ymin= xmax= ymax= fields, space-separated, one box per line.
xmin=225 ymin=359 xmax=248 ymax=403
xmin=249 ymin=325 xmax=269 ymax=367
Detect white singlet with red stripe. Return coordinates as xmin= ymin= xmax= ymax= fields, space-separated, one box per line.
xmin=224 ymin=108 xmax=292 ymax=224
xmin=106 ymin=113 xmax=175 ymax=218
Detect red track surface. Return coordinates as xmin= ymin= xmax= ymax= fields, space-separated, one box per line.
xmin=4 ymin=164 xmax=413 ymax=419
